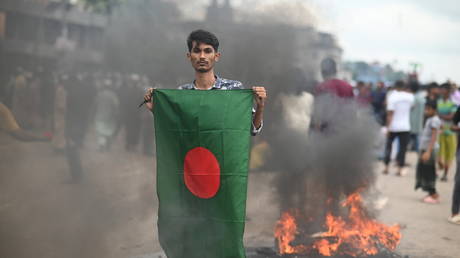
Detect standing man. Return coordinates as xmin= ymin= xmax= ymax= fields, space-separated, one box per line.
xmin=143 ymin=29 xmax=266 ymax=257
xmin=144 ymin=29 xmax=266 ymax=134
xmin=371 ymin=81 xmax=387 ymax=125
xmin=383 ymin=80 xmax=414 ymax=176
xmin=316 ymin=57 xmax=354 ymax=99
xmin=449 ymin=104 xmax=460 ymax=224
xmin=437 ymin=83 xmax=457 ymax=181
xmin=409 ymin=81 xmax=426 ymax=152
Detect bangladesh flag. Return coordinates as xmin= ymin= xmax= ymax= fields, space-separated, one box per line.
xmin=153 ymin=89 xmax=253 ymax=258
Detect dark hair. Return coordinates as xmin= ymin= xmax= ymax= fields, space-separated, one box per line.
xmin=440 ymin=82 xmax=452 ymax=91
xmin=409 ymin=81 xmax=420 ymax=92
xmin=187 ymin=29 xmax=219 ymax=52
xmin=320 ymin=57 xmax=337 ymax=77
xmin=427 ymin=82 xmax=439 ymax=91
xmin=394 ymin=80 xmax=405 ymax=89
xmin=425 ymin=100 xmax=437 ymax=110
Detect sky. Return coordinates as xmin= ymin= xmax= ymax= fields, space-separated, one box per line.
xmin=176 ymin=0 xmax=460 ymax=83
xmin=312 ymin=0 xmax=460 ymax=83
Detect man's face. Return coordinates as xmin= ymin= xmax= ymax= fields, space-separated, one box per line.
xmin=440 ymin=88 xmax=450 ymax=98
xmin=187 ymin=41 xmax=220 ymax=73
xmin=430 ymin=87 xmax=439 ymax=97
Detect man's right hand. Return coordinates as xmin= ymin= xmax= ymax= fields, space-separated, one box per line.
xmin=144 ymin=88 xmax=154 ymax=111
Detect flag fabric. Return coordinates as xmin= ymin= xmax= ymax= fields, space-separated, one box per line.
xmin=153 ymin=89 xmax=253 ymax=258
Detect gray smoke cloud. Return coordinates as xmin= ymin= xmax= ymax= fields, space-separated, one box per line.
xmin=270 ymin=94 xmax=380 ymax=232
xmin=0 ymin=0 xmax=375 ymax=257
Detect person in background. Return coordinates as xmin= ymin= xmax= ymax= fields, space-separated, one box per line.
xmin=94 ymin=79 xmax=120 ymax=152
xmin=356 ymin=82 xmax=372 ymax=106
xmin=371 ymin=81 xmax=387 ymax=125
xmin=64 ymin=73 xmax=95 ymax=183
xmin=354 ymin=81 xmax=365 ymax=97
xmin=0 ymin=101 xmax=50 ymax=141
xmin=11 ymin=68 xmax=29 ymax=129
xmin=415 ymin=100 xmax=441 ymax=204
xmin=437 ymin=82 xmax=457 ymax=181
xmin=122 ymin=74 xmax=143 ymax=152
xmin=449 ymin=103 xmax=460 ymax=224
xmin=383 ymin=80 xmax=414 ymax=176
xmin=409 ymin=81 xmax=426 ymax=152
xmin=52 ymin=74 xmax=67 ymax=152
xmin=316 ymin=58 xmax=354 ymax=99
xmin=425 ymin=82 xmax=439 ymax=103
xmin=450 ymin=82 xmax=460 ymax=106
xmin=27 ymin=73 xmax=42 ymax=129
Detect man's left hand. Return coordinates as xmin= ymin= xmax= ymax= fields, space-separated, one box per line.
xmin=252 ymin=86 xmax=267 ymax=108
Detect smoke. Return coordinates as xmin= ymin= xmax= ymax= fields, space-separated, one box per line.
xmin=237 ymin=0 xmax=318 ymax=27
xmin=269 ymin=94 xmax=379 ymax=230
xmin=0 ymin=0 xmax=354 ymax=257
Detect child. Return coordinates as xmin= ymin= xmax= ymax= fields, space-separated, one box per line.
xmin=415 ymin=100 xmax=441 ymax=203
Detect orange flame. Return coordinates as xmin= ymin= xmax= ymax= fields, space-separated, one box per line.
xmin=274 ymin=192 xmax=401 ymax=256
xmin=274 ymin=211 xmax=310 ymax=254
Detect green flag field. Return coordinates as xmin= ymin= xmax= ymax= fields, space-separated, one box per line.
xmin=153 ymin=89 xmax=253 ymax=258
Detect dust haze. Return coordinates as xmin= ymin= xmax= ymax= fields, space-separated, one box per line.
xmin=0 ymin=0 xmax=378 ymax=257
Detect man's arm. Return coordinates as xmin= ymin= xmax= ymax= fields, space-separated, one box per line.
xmin=386 ymin=110 xmax=394 ymax=129
xmin=422 ymin=127 xmax=438 ymax=162
xmin=439 ymin=113 xmax=454 ymax=121
xmin=252 ymin=86 xmax=267 ymax=135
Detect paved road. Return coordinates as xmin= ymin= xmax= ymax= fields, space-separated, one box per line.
xmin=1 ymin=131 xmax=459 ymax=258
xmin=376 ymin=152 xmax=460 ymax=258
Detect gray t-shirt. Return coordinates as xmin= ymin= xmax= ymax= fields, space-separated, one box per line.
xmin=419 ymin=115 xmax=441 ymax=151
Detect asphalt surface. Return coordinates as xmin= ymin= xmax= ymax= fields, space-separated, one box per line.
xmin=375 ymin=152 xmax=460 ymax=258
xmin=0 ymin=132 xmax=459 ymax=258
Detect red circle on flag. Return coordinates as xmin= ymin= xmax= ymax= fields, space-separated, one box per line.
xmin=184 ymin=147 xmax=221 ymax=199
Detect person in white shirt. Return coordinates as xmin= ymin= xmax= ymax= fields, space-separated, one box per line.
xmin=383 ymin=81 xmax=415 ymax=175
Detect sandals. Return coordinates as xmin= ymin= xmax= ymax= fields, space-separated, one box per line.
xmin=423 ymin=195 xmax=439 ymax=204
xmin=448 ymin=214 xmax=460 ymax=225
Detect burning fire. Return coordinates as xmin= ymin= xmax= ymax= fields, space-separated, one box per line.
xmin=275 ymin=192 xmax=401 ymax=257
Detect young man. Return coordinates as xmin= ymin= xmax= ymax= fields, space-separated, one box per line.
xmin=425 ymin=82 xmax=439 ymax=103
xmin=383 ymin=80 xmax=414 ymax=176
xmin=143 ymin=30 xmax=267 ymax=257
xmin=415 ymin=100 xmax=441 ymax=203
xmin=316 ymin=57 xmax=354 ymax=99
xmin=437 ymin=83 xmax=457 ymax=181
xmin=144 ymin=30 xmax=266 ymax=133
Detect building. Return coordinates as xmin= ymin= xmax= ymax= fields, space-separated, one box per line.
xmin=0 ymin=0 xmax=107 ymax=80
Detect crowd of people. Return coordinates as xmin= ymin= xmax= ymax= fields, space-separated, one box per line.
xmin=355 ymin=78 xmax=460 ymax=225
xmin=1 ymin=67 xmax=155 ymax=183
xmin=3 ymin=63 xmax=460 ymax=225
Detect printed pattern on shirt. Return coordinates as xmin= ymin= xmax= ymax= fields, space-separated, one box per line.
xmin=179 ymin=76 xmax=243 ymax=90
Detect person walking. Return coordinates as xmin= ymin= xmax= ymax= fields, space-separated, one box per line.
xmin=437 ymin=83 xmax=457 ymax=181
xmin=383 ymin=81 xmax=414 ymax=176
